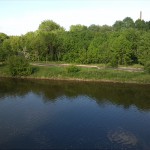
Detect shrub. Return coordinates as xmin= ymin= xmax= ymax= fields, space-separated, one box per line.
xmin=67 ymin=65 xmax=81 ymax=73
xmin=7 ymin=55 xmax=32 ymax=76
xmin=105 ymin=57 xmax=118 ymax=68
xmin=144 ymin=61 xmax=150 ymax=74
xmin=106 ymin=61 xmax=118 ymax=68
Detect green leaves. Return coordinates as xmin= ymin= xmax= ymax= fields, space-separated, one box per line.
xmin=137 ymin=32 xmax=150 ymax=64
xmin=67 ymin=65 xmax=81 ymax=73
xmin=38 ymin=20 xmax=64 ymax=32
xmin=144 ymin=61 xmax=150 ymax=74
xmin=70 ymin=24 xmax=87 ymax=32
xmin=0 ymin=17 xmax=150 ymax=68
xmin=7 ymin=56 xmax=32 ymax=76
xmin=135 ymin=19 xmax=147 ymax=30
xmin=0 ymin=33 xmax=9 ymax=44
xmin=113 ymin=17 xmax=134 ymax=31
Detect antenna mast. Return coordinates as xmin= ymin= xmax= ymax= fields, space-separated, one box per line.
xmin=140 ymin=11 xmax=142 ymax=20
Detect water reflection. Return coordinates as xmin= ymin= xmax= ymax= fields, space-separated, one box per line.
xmin=0 ymin=78 xmax=150 ymax=149
xmin=0 ymin=78 xmax=150 ymax=111
xmin=108 ymin=128 xmax=138 ymax=147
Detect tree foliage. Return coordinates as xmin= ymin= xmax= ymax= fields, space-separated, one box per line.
xmin=67 ymin=65 xmax=81 ymax=73
xmin=70 ymin=24 xmax=87 ymax=32
xmin=7 ymin=55 xmax=32 ymax=76
xmin=38 ymin=20 xmax=64 ymax=32
xmin=0 ymin=18 xmax=150 ymax=66
xmin=144 ymin=61 xmax=150 ymax=74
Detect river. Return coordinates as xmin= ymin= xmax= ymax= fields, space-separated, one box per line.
xmin=0 ymin=78 xmax=150 ymax=149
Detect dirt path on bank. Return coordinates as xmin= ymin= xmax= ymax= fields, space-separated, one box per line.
xmin=31 ymin=63 xmax=144 ymax=72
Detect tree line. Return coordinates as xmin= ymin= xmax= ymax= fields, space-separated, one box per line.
xmin=0 ymin=17 xmax=150 ymax=66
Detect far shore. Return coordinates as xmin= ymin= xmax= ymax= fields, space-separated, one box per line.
xmin=0 ymin=63 xmax=150 ymax=85
xmin=0 ymin=76 xmax=150 ymax=86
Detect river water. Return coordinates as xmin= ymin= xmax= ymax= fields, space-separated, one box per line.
xmin=0 ymin=78 xmax=150 ymax=149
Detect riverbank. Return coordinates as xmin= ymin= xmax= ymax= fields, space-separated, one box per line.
xmin=0 ymin=64 xmax=150 ymax=84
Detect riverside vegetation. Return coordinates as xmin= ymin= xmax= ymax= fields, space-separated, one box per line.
xmin=0 ymin=59 xmax=150 ymax=83
xmin=0 ymin=17 xmax=150 ymax=83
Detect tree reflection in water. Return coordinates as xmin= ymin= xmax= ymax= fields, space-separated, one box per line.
xmin=0 ymin=78 xmax=150 ymax=111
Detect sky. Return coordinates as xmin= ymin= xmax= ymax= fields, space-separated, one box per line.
xmin=0 ymin=0 xmax=150 ymax=35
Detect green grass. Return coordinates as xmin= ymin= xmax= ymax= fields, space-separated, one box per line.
xmin=0 ymin=64 xmax=150 ymax=84
xmin=30 ymin=65 xmax=150 ymax=83
xmin=31 ymin=61 xmax=68 ymax=65
xmin=130 ymin=64 xmax=144 ymax=68
xmin=0 ymin=64 xmax=10 ymax=77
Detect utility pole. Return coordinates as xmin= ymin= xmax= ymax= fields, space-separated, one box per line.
xmin=140 ymin=11 xmax=142 ymax=20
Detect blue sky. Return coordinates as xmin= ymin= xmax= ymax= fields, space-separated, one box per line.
xmin=0 ymin=0 xmax=150 ymax=35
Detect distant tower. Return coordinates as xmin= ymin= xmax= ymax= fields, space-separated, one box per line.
xmin=140 ymin=11 xmax=142 ymax=20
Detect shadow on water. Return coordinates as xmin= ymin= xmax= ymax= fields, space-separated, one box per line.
xmin=0 ymin=78 xmax=150 ymax=149
xmin=0 ymin=78 xmax=150 ymax=111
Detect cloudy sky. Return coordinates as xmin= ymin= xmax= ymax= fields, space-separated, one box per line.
xmin=0 ymin=0 xmax=149 ymax=35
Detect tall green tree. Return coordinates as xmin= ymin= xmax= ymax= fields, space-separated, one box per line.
xmin=88 ymin=24 xmax=101 ymax=32
xmin=113 ymin=21 xmax=124 ymax=31
xmin=70 ymin=24 xmax=87 ymax=32
xmin=37 ymin=20 xmax=65 ymax=61
xmin=137 ymin=31 xmax=150 ymax=64
xmin=62 ymin=30 xmax=94 ymax=63
xmin=122 ymin=29 xmax=140 ymax=63
xmin=0 ymin=33 xmax=9 ymax=44
xmin=122 ymin=17 xmax=135 ymax=28
xmin=88 ymin=33 xmax=110 ymax=64
xmin=135 ymin=19 xmax=147 ymax=30
xmin=113 ymin=17 xmax=134 ymax=31
xmin=110 ymin=34 xmax=132 ymax=65
xmin=0 ymin=33 xmax=9 ymax=61
xmin=38 ymin=20 xmax=64 ymax=32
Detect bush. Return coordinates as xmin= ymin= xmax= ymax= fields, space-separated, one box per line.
xmin=105 ymin=57 xmax=118 ymax=68
xmin=67 ymin=65 xmax=81 ymax=73
xmin=144 ymin=61 xmax=150 ymax=74
xmin=7 ymin=55 xmax=32 ymax=76
xmin=106 ymin=61 xmax=118 ymax=68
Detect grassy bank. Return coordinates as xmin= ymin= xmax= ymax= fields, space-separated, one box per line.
xmin=0 ymin=64 xmax=150 ymax=84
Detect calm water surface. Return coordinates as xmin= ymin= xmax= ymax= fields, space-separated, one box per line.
xmin=0 ymin=78 xmax=150 ymax=149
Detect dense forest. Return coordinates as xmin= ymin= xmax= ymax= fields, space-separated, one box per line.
xmin=0 ymin=17 xmax=150 ymax=66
